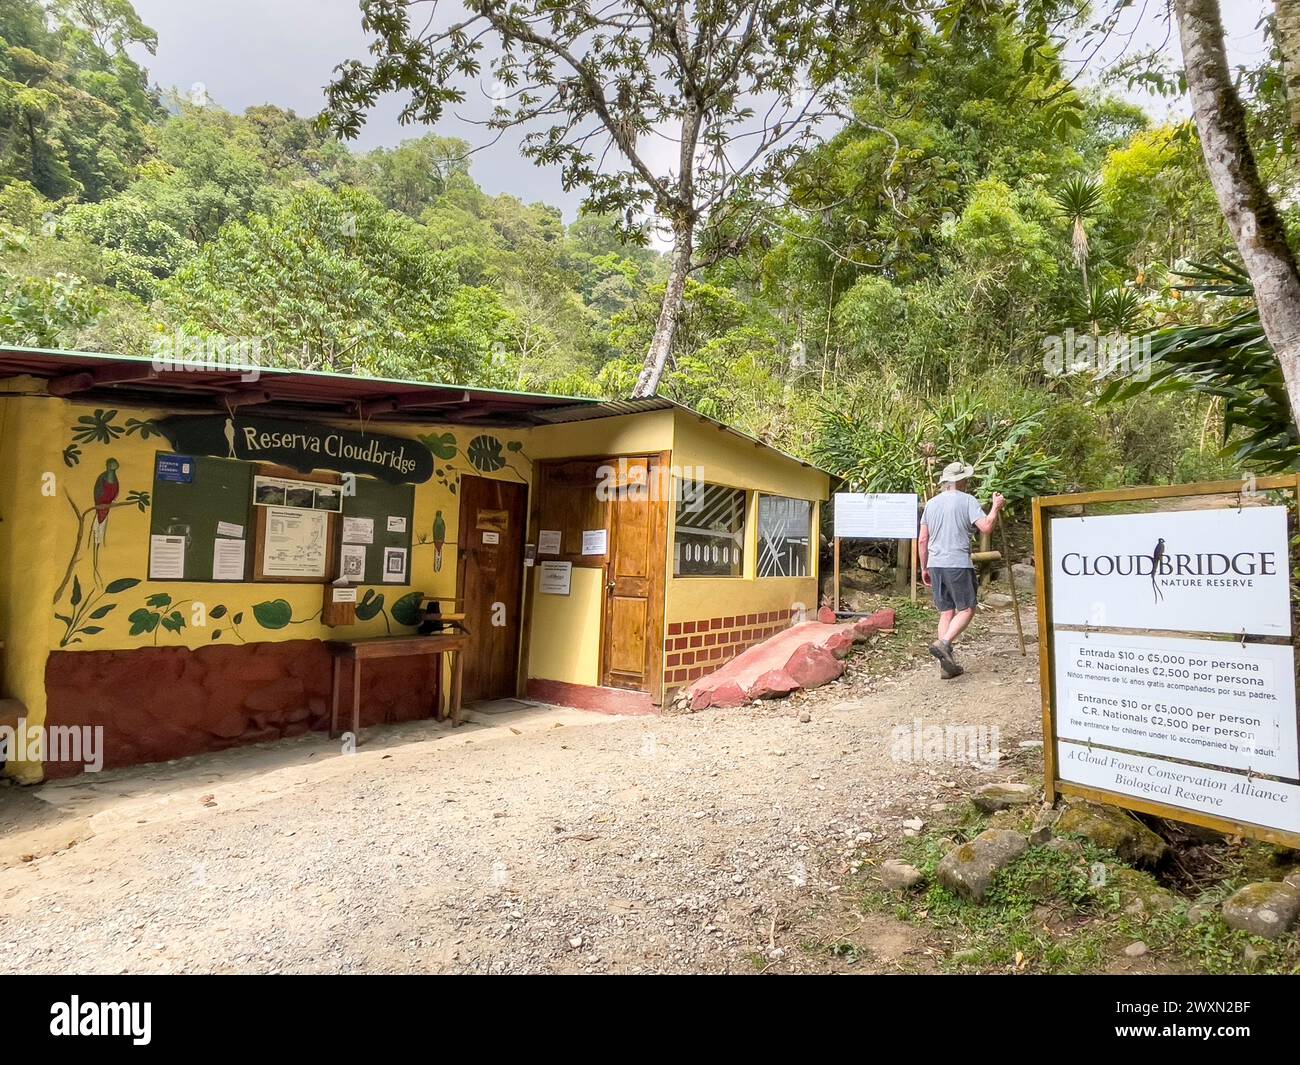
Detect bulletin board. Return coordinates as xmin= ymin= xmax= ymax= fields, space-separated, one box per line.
xmin=341 ymin=475 xmax=415 ymax=585
xmin=251 ymin=464 xmax=341 ymax=583
xmin=149 ymin=453 xmax=253 ymax=582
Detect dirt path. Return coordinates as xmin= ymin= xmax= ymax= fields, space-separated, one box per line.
xmin=0 ymin=618 xmax=1042 ymax=974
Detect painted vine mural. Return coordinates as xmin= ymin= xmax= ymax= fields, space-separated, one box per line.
xmin=53 ymin=418 xmax=513 ymax=646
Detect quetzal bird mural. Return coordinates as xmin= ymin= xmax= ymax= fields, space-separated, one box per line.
xmin=433 ymin=509 xmax=446 ymax=572
xmin=92 ymin=458 xmax=120 ymax=546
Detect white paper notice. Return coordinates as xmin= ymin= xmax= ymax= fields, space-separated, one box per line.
xmin=382 ymin=546 xmax=408 ymax=583
xmin=482 ymin=531 xmax=500 ymax=545
xmin=387 ymin=515 xmax=407 ymax=533
xmin=539 ymin=560 xmax=572 ymax=595
xmin=262 ymin=507 xmax=328 ymax=578
xmin=216 ymin=520 xmax=244 ymax=539
xmin=834 ymin=492 xmax=919 ymax=539
xmin=149 ymin=535 xmax=185 ymax=579
xmin=538 ymin=529 xmax=561 ymax=554
xmin=339 ymin=543 xmax=366 ymax=582
xmin=332 ymin=586 xmax=358 ymax=603
xmin=582 ymin=528 xmax=608 ymax=555
xmin=342 ymin=516 xmax=374 ymax=544
xmin=212 ymin=537 xmax=246 ymax=581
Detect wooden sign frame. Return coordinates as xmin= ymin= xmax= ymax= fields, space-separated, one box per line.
xmin=1033 ymin=475 xmax=1300 ymax=849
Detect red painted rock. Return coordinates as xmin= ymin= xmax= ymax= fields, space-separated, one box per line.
xmin=783 ymin=645 xmax=845 ymax=688
xmin=689 ymin=687 xmax=715 ymax=712
xmin=816 ymin=606 xmax=837 ymax=624
xmin=706 ymin=680 xmax=748 ymax=708
xmin=825 ymin=630 xmax=856 ymax=658
xmin=749 ymin=669 xmax=800 ymax=699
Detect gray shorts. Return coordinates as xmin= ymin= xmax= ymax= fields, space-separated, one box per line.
xmin=930 ymin=567 xmax=977 ymax=612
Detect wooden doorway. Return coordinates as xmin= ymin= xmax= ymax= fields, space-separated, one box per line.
xmin=600 ymin=455 xmax=668 ymax=696
xmin=456 ymin=475 xmax=528 ymax=703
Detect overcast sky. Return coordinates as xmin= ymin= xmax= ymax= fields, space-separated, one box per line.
xmin=127 ymin=0 xmax=1274 ymax=225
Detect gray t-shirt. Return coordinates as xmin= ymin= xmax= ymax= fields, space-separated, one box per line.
xmin=921 ymin=490 xmax=986 ymax=568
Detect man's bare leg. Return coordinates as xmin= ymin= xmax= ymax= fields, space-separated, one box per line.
xmin=941 ymin=607 xmax=975 ymax=646
xmin=937 ymin=610 xmax=954 ymax=642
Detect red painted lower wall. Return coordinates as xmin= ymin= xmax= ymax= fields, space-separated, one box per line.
xmin=43 ymin=640 xmax=439 ymax=777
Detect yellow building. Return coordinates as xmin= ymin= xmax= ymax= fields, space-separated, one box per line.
xmin=0 ymin=347 xmax=829 ymax=781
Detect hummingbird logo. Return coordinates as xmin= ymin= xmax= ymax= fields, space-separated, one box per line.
xmin=1150 ymin=538 xmax=1165 ymax=603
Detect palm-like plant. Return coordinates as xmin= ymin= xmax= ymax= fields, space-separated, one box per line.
xmin=1098 ymin=256 xmax=1298 ymax=470
xmin=1053 ymin=176 xmax=1103 ymax=290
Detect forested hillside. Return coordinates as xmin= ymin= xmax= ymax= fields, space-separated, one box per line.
xmin=1 ymin=0 xmax=1288 ymax=493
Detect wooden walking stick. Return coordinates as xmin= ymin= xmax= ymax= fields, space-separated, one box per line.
xmin=999 ymin=518 xmax=1026 ymax=656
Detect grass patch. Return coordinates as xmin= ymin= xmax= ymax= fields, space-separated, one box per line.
xmin=859 ymin=804 xmax=1300 ymax=974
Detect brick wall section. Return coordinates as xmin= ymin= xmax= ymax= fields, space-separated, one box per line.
xmin=664 ymin=611 xmax=793 ymax=686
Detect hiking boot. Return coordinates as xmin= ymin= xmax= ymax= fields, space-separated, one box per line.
xmin=928 ymin=639 xmax=956 ymax=668
xmin=939 ymin=660 xmax=965 ymax=680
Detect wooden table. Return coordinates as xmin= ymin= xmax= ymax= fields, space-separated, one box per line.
xmin=327 ymin=631 xmax=470 ymax=741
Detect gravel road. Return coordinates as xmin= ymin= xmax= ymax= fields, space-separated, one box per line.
xmin=0 ymin=622 xmax=1041 ymax=974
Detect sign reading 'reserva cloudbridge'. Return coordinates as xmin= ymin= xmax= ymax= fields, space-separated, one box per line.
xmin=1049 ymin=506 xmax=1292 ymax=637
xmin=156 ymin=414 xmax=434 ymax=485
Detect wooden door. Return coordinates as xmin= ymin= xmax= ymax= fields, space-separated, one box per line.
xmin=601 ymin=455 xmax=668 ymax=695
xmin=457 ymin=475 xmax=528 ymax=703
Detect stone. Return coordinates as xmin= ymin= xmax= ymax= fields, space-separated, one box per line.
xmin=797 ymin=710 xmax=811 ymax=724
xmin=783 ymin=645 xmax=845 ymax=689
xmin=878 ymin=860 xmax=924 ymax=891
xmin=1221 ymin=881 xmax=1300 ymax=939
xmin=902 ymin=817 xmax=925 ymax=832
xmin=856 ymin=555 xmax=889 ymax=572
xmin=749 ymin=670 xmax=799 ymax=700
xmin=936 ymin=829 xmax=1028 ymax=902
xmin=1029 ymin=805 xmax=1059 ymax=844
xmin=1123 ymin=941 xmax=1148 ymax=958
xmin=983 ymin=592 xmax=1014 ymax=608
xmin=1054 ymin=802 xmax=1167 ymax=867
xmin=1284 ymin=870 xmax=1300 ymax=891
xmin=816 ymin=606 xmax=837 ymax=624
xmin=972 ymin=782 xmax=1036 ymax=813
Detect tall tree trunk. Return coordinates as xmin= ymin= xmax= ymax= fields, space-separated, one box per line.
xmin=632 ymin=219 xmax=693 ymax=398
xmin=1274 ymin=0 xmax=1300 ymax=149
xmin=1176 ymin=0 xmax=1300 ymax=433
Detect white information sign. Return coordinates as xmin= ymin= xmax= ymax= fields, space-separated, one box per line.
xmin=342 ymin=516 xmax=374 ymax=545
xmin=211 ymin=537 xmax=246 ymax=582
xmin=148 ymin=535 xmax=185 ymax=580
xmin=834 ymin=492 xmax=918 ymax=539
xmin=582 ymin=528 xmax=608 ymax=555
xmin=1053 ymin=631 xmax=1299 ymax=778
xmin=1049 ymin=506 xmax=1291 ymax=636
xmin=539 ymin=560 xmax=572 ymax=595
xmin=538 ymin=529 xmax=562 ymax=554
xmin=1057 ymin=742 xmax=1300 ymax=834
xmin=263 ymin=507 xmax=328 ymax=578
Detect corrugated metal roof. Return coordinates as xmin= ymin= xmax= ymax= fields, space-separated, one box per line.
xmin=0 ymin=345 xmax=832 ymax=474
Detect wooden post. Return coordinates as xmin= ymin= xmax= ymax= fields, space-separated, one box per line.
xmin=999 ymin=521 xmax=1025 ymax=656
xmin=910 ymin=537 xmax=918 ymax=603
xmin=832 ymin=536 xmax=840 ymax=613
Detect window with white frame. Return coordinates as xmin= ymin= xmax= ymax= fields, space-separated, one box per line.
xmin=757 ymin=495 xmax=812 ymax=577
xmin=674 ymin=484 xmax=745 ymax=576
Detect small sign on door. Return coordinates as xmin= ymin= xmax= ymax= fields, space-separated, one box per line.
xmin=482 ymin=531 xmax=500 ymax=545
xmin=539 ymin=560 xmax=572 ymax=595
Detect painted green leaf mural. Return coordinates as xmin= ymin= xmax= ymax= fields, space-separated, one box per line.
xmin=355 ymin=589 xmax=385 ymax=622
xmin=391 ymin=591 xmax=425 ymax=627
xmin=421 ymin=431 xmax=457 ymax=460
xmin=252 ymin=599 xmax=293 ymax=629
xmin=104 ymin=578 xmax=141 ymax=594
xmin=466 ymin=434 xmax=506 ymax=472
xmin=127 ymin=608 xmax=160 ymax=635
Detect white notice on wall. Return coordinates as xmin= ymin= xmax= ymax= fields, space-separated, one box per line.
xmin=339 ymin=543 xmax=366 ymax=582
xmin=216 ymin=520 xmax=244 ymax=539
xmin=538 ymin=529 xmax=562 ymax=554
xmin=482 ymin=531 xmax=500 ymax=545
xmin=263 ymin=507 xmax=328 ymax=578
xmin=1052 ymin=631 xmax=1299 ymax=778
xmin=582 ymin=528 xmax=608 ymax=555
xmin=342 ymin=516 xmax=374 ymax=544
xmin=539 ymin=560 xmax=572 ymax=595
xmin=834 ymin=493 xmax=918 ymax=539
xmin=212 ymin=537 xmax=246 ymax=581
xmin=1057 ymin=742 xmax=1300 ymax=834
xmin=1049 ymin=506 xmax=1291 ymax=636
xmin=387 ymin=515 xmax=407 ymax=533
xmin=332 ymin=586 xmax=358 ymax=603
xmin=382 ymin=546 xmax=408 ymax=584
xmin=149 ymin=535 xmax=185 ymax=580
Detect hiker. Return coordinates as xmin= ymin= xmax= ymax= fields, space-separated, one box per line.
xmin=918 ymin=461 xmax=1004 ymax=679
